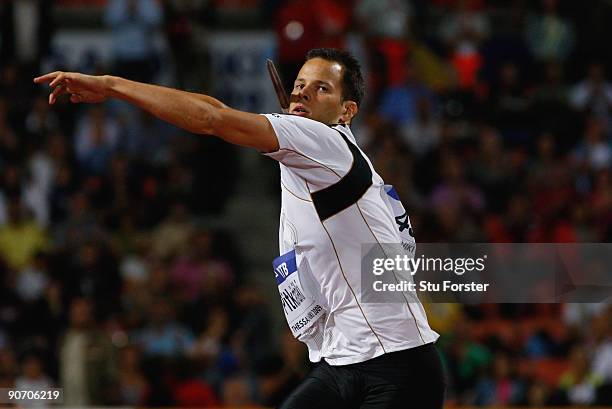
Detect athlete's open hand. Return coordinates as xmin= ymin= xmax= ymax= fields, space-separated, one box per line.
xmin=33 ymin=71 xmax=110 ymax=105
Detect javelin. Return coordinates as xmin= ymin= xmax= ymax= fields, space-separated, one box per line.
xmin=266 ymin=59 xmax=290 ymax=113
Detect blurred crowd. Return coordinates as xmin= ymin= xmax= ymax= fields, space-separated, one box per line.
xmin=0 ymin=0 xmax=611 ymax=407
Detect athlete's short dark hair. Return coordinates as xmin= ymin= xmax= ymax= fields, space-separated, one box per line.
xmin=305 ymin=48 xmax=365 ymax=107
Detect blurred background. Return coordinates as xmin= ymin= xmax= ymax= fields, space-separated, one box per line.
xmin=0 ymin=0 xmax=611 ymax=407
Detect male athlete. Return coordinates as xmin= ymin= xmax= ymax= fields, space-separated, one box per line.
xmin=35 ymin=48 xmax=445 ymax=408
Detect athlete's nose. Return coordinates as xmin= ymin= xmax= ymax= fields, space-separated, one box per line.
xmin=299 ymin=83 xmax=317 ymax=102
xmin=298 ymin=88 xmax=310 ymax=102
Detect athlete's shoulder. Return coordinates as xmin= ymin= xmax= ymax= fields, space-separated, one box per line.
xmin=330 ymin=123 xmax=359 ymax=144
xmin=264 ymin=113 xmax=333 ymax=131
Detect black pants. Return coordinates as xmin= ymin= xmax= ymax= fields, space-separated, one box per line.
xmin=280 ymin=343 xmax=445 ymax=409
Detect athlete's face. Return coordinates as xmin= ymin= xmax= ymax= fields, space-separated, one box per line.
xmin=290 ymin=58 xmax=358 ymax=125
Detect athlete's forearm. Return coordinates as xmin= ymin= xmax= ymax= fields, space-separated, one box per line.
xmin=105 ymin=75 xmax=222 ymax=135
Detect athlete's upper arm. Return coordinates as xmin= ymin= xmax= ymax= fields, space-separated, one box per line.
xmin=209 ymin=107 xmax=279 ymax=152
xmin=261 ymin=114 xmax=356 ymax=188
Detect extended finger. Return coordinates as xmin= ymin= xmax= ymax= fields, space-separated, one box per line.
xmin=49 ymin=73 xmax=67 ymax=88
xmin=33 ymin=71 xmax=62 ymax=84
xmin=49 ymin=84 xmax=66 ymax=105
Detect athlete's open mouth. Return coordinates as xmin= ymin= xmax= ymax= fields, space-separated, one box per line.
xmin=292 ymin=105 xmax=309 ymax=116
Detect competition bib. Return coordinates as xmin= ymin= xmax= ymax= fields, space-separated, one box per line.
xmin=383 ymin=185 xmax=416 ymax=256
xmin=273 ymin=250 xmax=325 ymax=338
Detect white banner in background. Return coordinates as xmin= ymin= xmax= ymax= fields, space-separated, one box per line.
xmin=207 ymin=31 xmax=279 ymax=114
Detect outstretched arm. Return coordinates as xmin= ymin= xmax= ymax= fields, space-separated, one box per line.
xmin=33 ymin=72 xmax=279 ymax=152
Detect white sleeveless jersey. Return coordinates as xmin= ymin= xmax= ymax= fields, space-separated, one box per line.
xmin=263 ymin=113 xmax=439 ymax=366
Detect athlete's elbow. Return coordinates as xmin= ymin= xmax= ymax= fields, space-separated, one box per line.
xmin=197 ymin=107 xmax=223 ymax=135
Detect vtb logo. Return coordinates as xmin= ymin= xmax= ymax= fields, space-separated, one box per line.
xmin=275 ymin=262 xmax=290 ymax=280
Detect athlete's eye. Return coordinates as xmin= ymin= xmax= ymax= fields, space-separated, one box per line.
xmin=294 ymin=83 xmax=304 ymax=90
xmin=318 ymin=85 xmax=328 ymax=92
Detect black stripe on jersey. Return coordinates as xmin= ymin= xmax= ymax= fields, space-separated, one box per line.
xmin=311 ymin=129 xmax=372 ymax=221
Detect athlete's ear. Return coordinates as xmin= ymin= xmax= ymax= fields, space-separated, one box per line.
xmin=340 ymin=100 xmax=358 ymax=124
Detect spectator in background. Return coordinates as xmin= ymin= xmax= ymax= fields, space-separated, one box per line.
xmin=527 ymin=166 xmax=576 ymax=242
xmin=60 ymin=297 xmax=118 ymax=406
xmin=73 ymin=105 xmax=120 ymax=176
xmin=54 ymin=192 xmax=99 ymax=249
xmin=377 ymin=61 xmax=439 ymax=129
xmin=430 ymin=153 xmax=485 ymax=215
xmin=13 ymin=251 xmax=61 ymax=355
xmin=438 ymin=0 xmax=489 ymax=91
xmin=0 ymin=348 xmax=17 ymax=388
xmin=150 ymin=202 xmax=192 ymax=260
xmin=568 ymin=201 xmax=598 ymax=242
xmin=48 ymin=161 xmax=80 ymax=225
xmin=0 ymin=97 xmax=21 ymax=166
xmin=118 ymin=235 xmax=149 ymax=286
xmin=474 ymin=353 xmax=525 ymax=406
xmin=169 ymin=228 xmax=234 ymax=303
xmin=366 ymin=122 xmax=417 ymax=208
xmin=524 ymin=380 xmax=551 ymax=407
xmin=190 ymin=306 xmax=230 ymax=364
xmin=15 ymin=251 xmax=49 ymax=304
xmin=26 ymin=132 xmax=58 ymax=225
xmin=173 ymin=358 xmax=219 ymax=407
xmin=256 ymin=329 xmax=308 ymax=407
xmin=487 ymin=62 xmax=532 ymax=144
xmin=571 ymin=62 xmax=612 ymax=132
xmin=525 ymin=0 xmax=575 ymax=64
xmin=401 ymin=96 xmax=442 ymax=156
xmin=135 ymin=297 xmax=194 ymax=358
xmin=14 ymin=353 xmax=53 ymax=408
xmin=105 ymin=0 xmax=163 ymax=83
xmin=0 ymin=63 xmax=35 ymax=128
xmin=43 ymin=130 xmax=75 ymax=208
xmin=571 ymin=116 xmax=612 ymax=172
xmin=94 ymin=154 xmax=134 ymax=221
xmin=531 ymin=62 xmax=576 ymax=142
xmin=164 ymin=0 xmax=212 ymax=91
xmin=119 ymin=110 xmax=171 ymax=160
xmin=443 ymin=319 xmax=493 ymax=403
xmin=230 ymin=285 xmax=274 ymax=368
xmin=275 ymin=0 xmax=349 ymax=93
xmin=25 ymin=94 xmax=59 ymax=140
xmin=144 ymin=259 xmax=172 ymax=299
xmin=529 ymin=132 xmax=557 ymax=190
xmin=479 ymin=0 xmax=532 ymax=87
xmin=0 ymin=161 xmax=25 ymax=202
xmin=22 ymin=166 xmax=51 ymax=228
xmin=119 ymin=244 xmax=152 ymax=332
xmin=1 ymin=0 xmax=53 ymax=70
xmin=170 ymin=135 xmax=238 ymax=217
xmin=558 ymin=346 xmax=602 ymax=406
xmin=117 ymin=344 xmax=150 ymax=405
xmin=484 ymin=193 xmax=531 ymax=242
xmin=470 ymin=126 xmax=512 ymax=214
xmin=588 ymin=170 xmax=612 ymax=236
xmin=64 ymin=241 xmax=122 ymax=321
xmin=534 ymin=61 xmax=567 ymax=108
xmin=429 ymin=153 xmax=486 ymax=242
xmin=355 ymin=0 xmax=412 ymax=104
xmin=221 ymin=376 xmax=257 ymax=407
xmin=0 ymin=198 xmax=47 ymax=271
xmin=591 ymin=307 xmax=612 ymax=385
